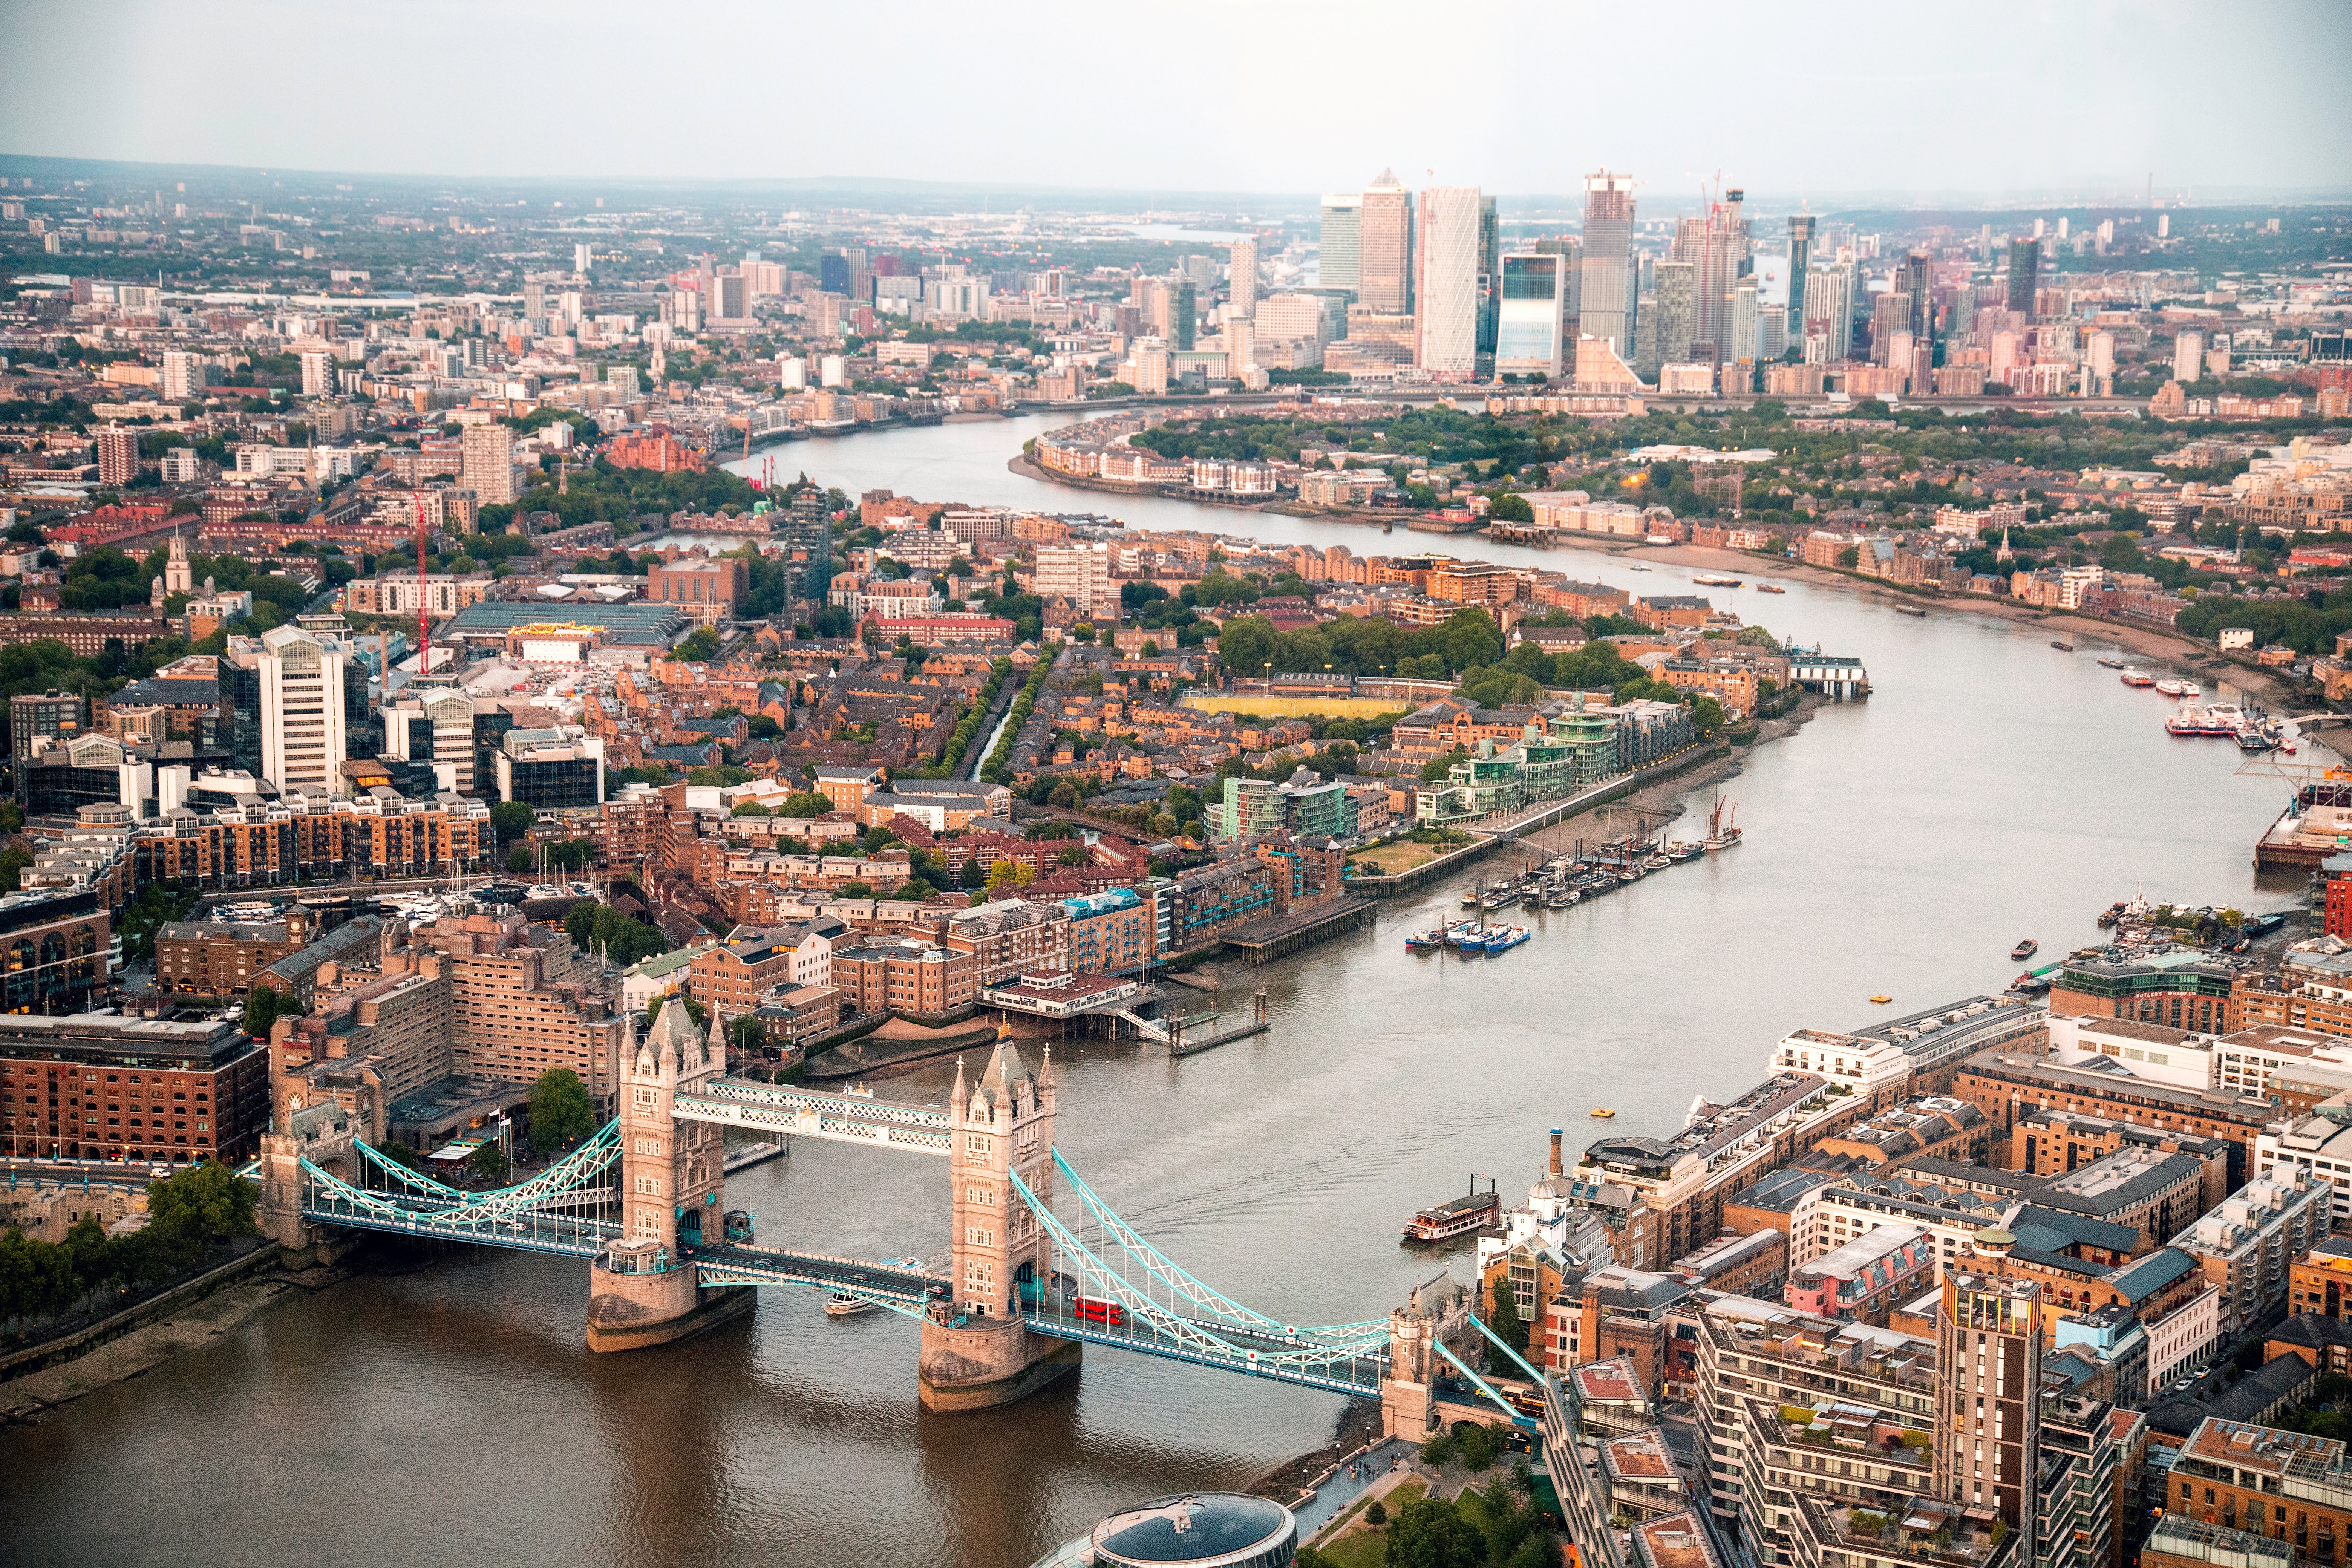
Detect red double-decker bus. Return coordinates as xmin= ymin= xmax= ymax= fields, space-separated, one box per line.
xmin=1073 ymin=1296 xmax=1126 ymax=1328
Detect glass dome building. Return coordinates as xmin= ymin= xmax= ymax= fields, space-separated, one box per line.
xmin=1027 ymin=1492 xmax=1297 ymax=1568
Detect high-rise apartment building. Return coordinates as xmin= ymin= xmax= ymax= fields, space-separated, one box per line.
xmin=96 ymin=424 xmax=138 ymax=488
xmin=1901 ymin=250 xmax=1933 ymax=343
xmin=574 ymin=242 xmax=593 ymax=275
xmin=1414 ymin=185 xmax=1482 ymax=379
xmin=1358 ymin=170 xmax=1414 ymax=314
xmin=161 ymin=350 xmax=207 ymax=401
xmin=1317 ymin=195 xmax=1361 ymax=293
xmin=1784 ymin=215 xmax=1816 ymax=352
xmin=1033 ymin=541 xmax=1115 ymax=620
xmin=1669 ymin=191 xmax=1750 ymax=365
xmin=1173 ymin=282 xmax=1196 ymax=350
xmin=299 ymin=349 xmax=332 ymax=398
xmin=1643 ymin=260 xmax=1697 ymax=378
xmin=2174 ymin=331 xmax=2205 ymax=383
xmin=1228 ymin=237 xmax=1257 ymax=319
xmin=1805 ymin=262 xmax=1856 ymax=359
xmin=2006 ymin=237 xmax=2039 ymax=315
xmin=461 ymin=423 xmax=516 ymax=507
xmin=258 ymin=624 xmax=348 ymax=793
xmin=1578 ymin=171 xmax=1637 ymax=360
xmin=1933 ymin=1272 xmax=2043 ymax=1566
xmin=1495 ymin=254 xmax=1568 ymax=379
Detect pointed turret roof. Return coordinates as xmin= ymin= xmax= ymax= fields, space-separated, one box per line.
xmin=645 ymin=995 xmax=704 ymax=1068
xmin=1373 ymin=167 xmax=1400 ymax=187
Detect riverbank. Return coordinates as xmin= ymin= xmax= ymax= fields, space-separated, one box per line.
xmin=1 ymin=1260 xmax=344 ymax=1427
xmin=1008 ymin=449 xmax=1400 ymax=528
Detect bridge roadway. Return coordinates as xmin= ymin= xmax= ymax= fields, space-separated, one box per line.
xmin=1015 ymin=1304 xmax=1389 ymax=1397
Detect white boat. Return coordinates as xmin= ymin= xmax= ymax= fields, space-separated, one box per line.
xmin=2154 ymin=678 xmax=2188 ymax=697
xmin=827 ymin=1256 xmax=922 ymax=1317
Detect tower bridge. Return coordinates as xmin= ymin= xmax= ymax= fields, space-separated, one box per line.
xmin=254 ymin=998 xmax=1521 ymax=1431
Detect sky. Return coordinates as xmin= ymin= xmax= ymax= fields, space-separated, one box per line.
xmin=5 ymin=0 xmax=2350 ymax=204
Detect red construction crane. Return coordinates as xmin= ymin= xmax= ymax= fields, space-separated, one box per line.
xmin=411 ymin=492 xmax=432 ymax=677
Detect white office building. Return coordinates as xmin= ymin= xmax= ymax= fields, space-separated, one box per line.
xmin=1414 ymin=185 xmax=1482 ymax=379
xmin=1318 ymin=194 xmax=1361 ymax=292
xmin=258 ymin=625 xmax=348 ymax=793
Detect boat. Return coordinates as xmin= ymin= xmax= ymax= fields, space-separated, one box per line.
xmin=1868 ymin=994 xmax=1893 ymax=1004
xmin=1403 ymin=1184 xmax=1502 ymax=1242
xmin=2096 ymin=657 xmax=2124 ymax=669
xmin=1892 ymin=603 xmax=1928 ymax=618
xmin=2167 ymin=709 xmax=2241 ymax=737
xmin=1475 ymin=925 xmax=1531 ymax=953
xmin=2011 ymin=939 xmax=2038 ymax=960
xmin=1666 ymin=841 xmax=1703 ymax=862
xmin=2155 ymin=678 xmax=2189 ymax=697
xmin=2096 ymin=901 xmax=2126 ymax=928
xmin=2011 ymin=972 xmax=2051 ymax=995
xmin=1700 ymin=796 xmax=1742 ymax=851
xmin=2119 ymin=668 xmax=2155 ymax=687
xmin=1444 ymin=922 xmax=1488 ymax=949
xmin=2051 ymin=641 xmax=2074 ymax=651
xmin=1756 ymin=583 xmax=1786 ymax=594
xmin=827 ymin=1256 xmax=923 ymax=1317
xmin=1589 ymin=1107 xmax=1616 ymax=1119
xmin=2178 ymin=681 xmax=2202 ymax=697
xmin=2237 ymin=726 xmax=2277 ymax=752
xmin=1404 ymin=926 xmax=1450 ymax=951
xmin=1629 ymin=564 xmax=1652 ymax=572
xmin=1693 ymin=575 xmax=1744 ymax=587
xmin=1643 ymin=854 xmax=1672 ymax=872
xmin=1545 ymin=888 xmax=1580 ymax=908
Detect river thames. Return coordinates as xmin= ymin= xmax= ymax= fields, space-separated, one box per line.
xmin=0 ymin=414 xmax=2305 ymax=1568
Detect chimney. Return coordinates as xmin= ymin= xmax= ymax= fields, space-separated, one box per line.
xmin=1549 ymin=1128 xmax=1563 ymax=1178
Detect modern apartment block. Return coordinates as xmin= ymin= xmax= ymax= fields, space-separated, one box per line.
xmin=1933 ymin=1272 xmax=2044 ymax=1563
xmin=1578 ymin=170 xmax=1638 ymax=360
xmin=256 ymin=624 xmax=348 ymax=793
xmin=1496 ymin=253 xmax=1568 ymax=378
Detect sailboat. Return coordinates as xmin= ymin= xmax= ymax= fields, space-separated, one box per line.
xmin=1701 ymin=796 xmax=1742 ymax=851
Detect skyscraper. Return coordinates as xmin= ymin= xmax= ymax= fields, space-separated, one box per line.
xmin=1578 ymin=171 xmax=1637 ymax=360
xmin=1173 ymin=283 xmax=1196 ymax=351
xmin=1414 ymin=185 xmax=1481 ymax=379
xmin=1494 ymin=253 xmax=1567 ymax=379
xmin=1318 ymin=194 xmax=1361 ymax=293
xmin=1228 ymin=237 xmax=1258 ymax=319
xmin=2173 ymin=331 xmax=2203 ymax=383
xmin=259 ymin=624 xmax=348 ymax=794
xmin=1671 ymin=190 xmax=1750 ymax=365
xmin=1476 ymin=195 xmax=1501 ymax=357
xmin=1933 ymin=1272 xmax=2043 ymax=1567
xmin=1784 ymin=214 xmax=1816 ymax=354
xmin=2006 ymin=237 xmax=2039 ymax=315
xmin=1359 ymin=171 xmax=1413 ymax=314
xmin=1804 ymin=262 xmax=1855 ymax=359
xmin=1901 ymin=250 xmax=1933 ymax=343
xmin=1643 ymin=260 xmax=1696 ymax=378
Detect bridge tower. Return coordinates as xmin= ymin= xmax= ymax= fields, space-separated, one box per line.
xmin=1381 ymin=1276 xmax=1470 ymax=1439
xmin=586 ymin=998 xmax=754 ymax=1352
xmin=919 ymin=1038 xmax=1083 ymax=1411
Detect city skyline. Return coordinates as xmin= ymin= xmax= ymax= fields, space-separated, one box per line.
xmin=4 ymin=0 xmax=2350 ymax=198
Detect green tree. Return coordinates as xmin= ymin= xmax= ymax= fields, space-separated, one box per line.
xmin=466 ymin=1142 xmax=511 ymax=1184
xmin=147 ymin=1159 xmax=259 ymax=1248
xmin=1489 ymin=1276 xmax=1529 ymax=1356
xmin=488 ymin=800 xmax=536 ymax=845
xmin=1836 ymin=545 xmax=1860 ymax=568
xmin=528 ymin=1067 xmax=596 ymax=1150
xmin=779 ymin=791 xmax=834 ymax=818
xmin=1420 ymin=1430 xmax=1458 ymax=1465
xmin=1458 ymin=1422 xmax=1496 ymax=1473
xmin=242 ymin=982 xmax=301 ymax=1038
xmin=1382 ymin=1495 xmax=1484 ymax=1568
xmin=1487 ymin=492 xmax=1534 ymax=524
xmin=669 ymin=626 xmax=722 ymax=663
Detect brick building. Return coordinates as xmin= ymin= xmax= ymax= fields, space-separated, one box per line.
xmin=0 ymin=1013 xmax=269 ymax=1164
xmin=829 ymin=939 xmax=974 ymax=1020
xmin=155 ymin=915 xmax=310 ymax=998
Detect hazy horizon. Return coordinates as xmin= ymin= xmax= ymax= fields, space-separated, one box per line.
xmin=5 ymin=0 xmax=2349 ymax=204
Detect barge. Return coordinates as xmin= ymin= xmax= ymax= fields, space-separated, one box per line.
xmin=1402 ymin=1182 xmax=1501 ymax=1243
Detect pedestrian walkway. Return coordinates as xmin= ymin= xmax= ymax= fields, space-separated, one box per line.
xmin=1292 ymin=1438 xmax=1413 ymax=1539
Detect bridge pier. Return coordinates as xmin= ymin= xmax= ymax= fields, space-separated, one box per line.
xmin=587 ymin=1240 xmax=754 ymax=1353
xmin=919 ymin=1315 xmax=1081 ymax=1412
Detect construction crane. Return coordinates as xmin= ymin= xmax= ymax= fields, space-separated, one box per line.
xmin=411 ymin=492 xmax=432 ymax=679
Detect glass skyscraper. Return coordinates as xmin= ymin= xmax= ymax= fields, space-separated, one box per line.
xmin=1317 ymin=195 xmax=1360 ymax=293
xmin=2006 ymin=236 xmax=2039 ymax=314
xmin=1358 ymin=171 xmax=1413 ymax=314
xmin=1495 ymin=254 xmax=1565 ymax=378
xmin=1577 ymin=171 xmax=1637 ymax=362
xmin=1784 ymin=214 xmax=1816 ymax=351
